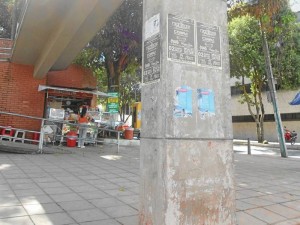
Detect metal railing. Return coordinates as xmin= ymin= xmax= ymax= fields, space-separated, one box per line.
xmin=0 ymin=47 xmax=12 ymax=61
xmin=0 ymin=111 xmax=122 ymax=153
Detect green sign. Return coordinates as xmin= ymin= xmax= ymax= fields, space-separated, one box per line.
xmin=107 ymin=92 xmax=119 ymax=113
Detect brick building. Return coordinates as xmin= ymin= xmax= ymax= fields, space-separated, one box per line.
xmin=0 ymin=39 xmax=98 ymax=137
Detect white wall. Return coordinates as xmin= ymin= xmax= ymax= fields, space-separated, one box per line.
xmin=233 ymin=121 xmax=300 ymax=142
xmin=231 ymin=90 xmax=300 ymax=116
xmin=232 ymin=90 xmax=300 ymax=141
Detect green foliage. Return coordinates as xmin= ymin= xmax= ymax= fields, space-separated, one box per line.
xmin=73 ymin=48 xmax=100 ymax=70
xmin=89 ymin=0 xmax=143 ymax=90
xmin=229 ymin=15 xmax=266 ymax=142
xmin=229 ymin=3 xmax=300 ymax=89
xmin=74 ymin=0 xmax=143 ymax=115
xmin=229 ymin=15 xmax=265 ymax=80
xmin=119 ymin=60 xmax=141 ymax=121
xmin=94 ymin=67 xmax=108 ymax=106
xmin=91 ymin=0 xmax=142 ymax=61
xmin=269 ymin=8 xmax=300 ymax=89
xmin=228 ymin=1 xmax=300 ymax=142
xmin=74 ymin=48 xmax=108 ymax=106
xmin=0 ymin=0 xmax=14 ymax=38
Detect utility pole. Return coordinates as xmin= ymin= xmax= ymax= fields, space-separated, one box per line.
xmin=261 ymin=31 xmax=288 ymax=158
xmin=140 ymin=0 xmax=236 ymax=224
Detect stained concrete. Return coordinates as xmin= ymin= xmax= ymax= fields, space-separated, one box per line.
xmin=141 ymin=0 xmax=235 ymax=224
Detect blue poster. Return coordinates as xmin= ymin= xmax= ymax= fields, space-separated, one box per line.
xmin=197 ymin=88 xmax=215 ymax=119
xmin=174 ymin=86 xmax=193 ymax=118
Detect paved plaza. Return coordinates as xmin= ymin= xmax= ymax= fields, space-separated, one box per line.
xmin=0 ymin=144 xmax=299 ymax=225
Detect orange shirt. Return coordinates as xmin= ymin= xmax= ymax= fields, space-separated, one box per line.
xmin=78 ymin=116 xmax=88 ymax=123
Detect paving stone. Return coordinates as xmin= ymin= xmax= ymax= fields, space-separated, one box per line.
xmin=43 ymin=187 xmax=73 ymax=195
xmin=50 ymin=193 xmax=84 ymax=202
xmin=93 ymin=182 xmax=120 ymax=190
xmin=265 ymin=204 xmax=300 ymax=219
xmin=110 ymin=177 xmax=132 ymax=184
xmin=119 ymin=181 xmax=139 ymax=189
xmin=68 ymin=208 xmax=109 ymax=223
xmin=0 ymin=184 xmax=10 ymax=191
xmin=236 ymin=190 xmax=264 ymax=199
xmin=6 ymin=178 xmax=32 ymax=184
xmin=80 ymin=219 xmax=121 ymax=225
xmin=37 ymin=182 xmax=66 ymax=188
xmin=257 ymin=194 xmax=291 ymax=204
xmin=90 ymin=197 xmax=126 ymax=208
xmin=0 ymin=190 xmax=15 ymax=198
xmin=77 ymin=175 xmax=100 ymax=180
xmin=10 ymin=183 xmax=39 ymax=190
xmin=31 ymin=212 xmax=75 ymax=225
xmin=55 ymin=177 xmax=80 ymax=184
xmin=241 ymin=197 xmax=274 ymax=207
xmin=274 ymin=217 xmax=300 ymax=225
xmin=0 ymin=205 xmax=28 ymax=219
xmin=116 ymin=215 xmax=139 ymax=225
xmin=14 ymin=188 xmax=45 ymax=197
xmin=235 ymin=211 xmax=267 ymax=225
xmin=0 ymin=216 xmax=34 ymax=225
xmin=23 ymin=203 xmax=63 ymax=215
xmin=61 ymin=180 xmax=87 ymax=187
xmin=289 ymin=190 xmax=300 ymax=197
xmin=19 ymin=195 xmax=54 ymax=205
xmin=104 ymin=188 xmax=135 ymax=197
xmin=26 ymin=173 xmax=49 ymax=178
xmin=236 ymin=200 xmax=257 ymax=211
xmin=69 ymin=185 xmax=98 ymax=193
xmin=276 ymin=193 xmax=300 ymax=201
xmin=3 ymin=173 xmax=27 ymax=179
xmin=78 ymin=191 xmax=110 ymax=200
xmin=32 ymin=177 xmax=58 ymax=183
xmin=58 ymin=200 xmax=95 ymax=211
xmin=245 ymin=207 xmax=286 ymax=224
xmin=102 ymin=205 xmax=138 ymax=218
xmin=130 ymin=202 xmax=139 ymax=210
xmin=117 ymin=195 xmax=139 ymax=205
xmin=283 ymin=200 xmax=300 ymax=211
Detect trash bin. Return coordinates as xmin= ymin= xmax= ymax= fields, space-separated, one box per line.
xmin=124 ymin=127 xmax=134 ymax=140
xmin=32 ymin=132 xmax=40 ymax=145
xmin=66 ymin=131 xmax=77 ymax=147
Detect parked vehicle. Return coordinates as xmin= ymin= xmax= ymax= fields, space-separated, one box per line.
xmin=284 ymin=129 xmax=297 ymax=145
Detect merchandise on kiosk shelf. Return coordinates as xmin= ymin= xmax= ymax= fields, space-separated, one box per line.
xmin=49 ymin=108 xmax=65 ymax=120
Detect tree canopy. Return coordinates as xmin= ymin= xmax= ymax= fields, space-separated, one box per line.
xmin=228 ymin=0 xmax=300 ymax=142
xmin=229 ymin=15 xmax=267 ymax=142
xmin=74 ymin=0 xmax=143 ymax=120
xmin=229 ymin=4 xmax=300 ymax=89
xmin=88 ymin=0 xmax=143 ymax=91
xmin=0 ymin=0 xmax=13 ymax=38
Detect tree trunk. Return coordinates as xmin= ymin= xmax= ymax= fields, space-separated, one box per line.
xmin=256 ymin=120 xmax=264 ymax=143
xmin=260 ymin=118 xmax=264 ymax=143
xmin=104 ymin=53 xmax=128 ymax=92
xmin=243 ymin=84 xmax=266 ymax=143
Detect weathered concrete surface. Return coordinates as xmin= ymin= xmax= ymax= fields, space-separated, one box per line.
xmin=140 ymin=140 xmax=235 ymax=225
xmin=140 ymin=0 xmax=236 ymax=224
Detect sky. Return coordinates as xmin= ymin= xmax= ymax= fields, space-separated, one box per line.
xmin=290 ymin=0 xmax=300 ymax=12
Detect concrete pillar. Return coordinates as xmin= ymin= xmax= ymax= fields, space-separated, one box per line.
xmin=140 ymin=0 xmax=236 ymax=225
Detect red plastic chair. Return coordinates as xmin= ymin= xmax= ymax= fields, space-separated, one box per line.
xmin=0 ymin=126 xmax=14 ymax=141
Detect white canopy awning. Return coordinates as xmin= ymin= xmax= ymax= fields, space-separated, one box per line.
xmin=38 ymin=85 xmax=109 ymax=97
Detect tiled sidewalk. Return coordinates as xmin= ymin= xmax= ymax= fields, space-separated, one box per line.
xmin=0 ymin=145 xmax=299 ymax=225
xmin=235 ymin=154 xmax=300 ymax=225
xmin=0 ymin=145 xmax=140 ymax=225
